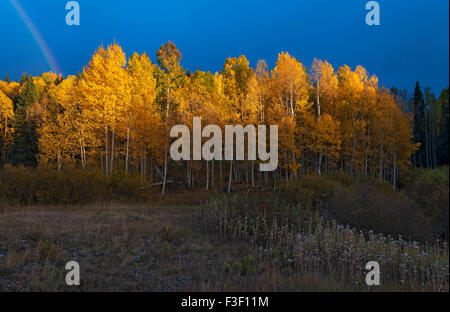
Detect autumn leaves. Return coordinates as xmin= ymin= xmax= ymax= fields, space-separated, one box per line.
xmin=0 ymin=91 xmax=14 ymax=165
xmin=0 ymin=41 xmax=416 ymax=193
xmin=170 ymin=117 xmax=279 ymax=172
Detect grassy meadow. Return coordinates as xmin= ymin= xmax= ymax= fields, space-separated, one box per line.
xmin=0 ymin=167 xmax=448 ymax=292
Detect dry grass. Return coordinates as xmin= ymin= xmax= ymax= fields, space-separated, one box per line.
xmin=0 ymin=200 xmax=330 ymax=292
xmin=200 ymin=196 xmax=449 ymax=292
xmin=0 ymin=194 xmax=448 ymax=292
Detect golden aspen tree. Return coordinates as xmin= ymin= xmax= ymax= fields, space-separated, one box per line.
xmin=270 ymin=52 xmax=311 ymax=179
xmin=156 ymin=41 xmax=186 ymax=194
xmin=310 ymin=58 xmax=338 ymax=174
xmin=337 ymin=65 xmax=367 ymax=174
xmin=389 ymin=99 xmax=417 ymax=189
xmin=127 ymin=52 xmax=160 ymax=176
xmin=221 ymin=56 xmax=253 ymax=122
xmin=38 ymin=76 xmax=85 ymax=169
xmin=220 ymin=55 xmax=254 ymax=192
xmin=253 ymin=60 xmax=272 ymax=187
xmin=0 ymin=90 xmax=14 ymax=165
xmin=243 ymin=74 xmax=264 ymax=188
xmin=79 ymin=43 xmax=131 ymax=175
xmin=0 ymin=81 xmax=21 ymax=103
xmin=29 ymin=72 xmax=60 ymax=122
xmin=371 ymin=88 xmax=416 ymax=183
xmin=255 ymin=60 xmax=269 ymax=123
xmin=353 ymin=66 xmax=371 ymax=173
xmin=179 ymin=70 xmax=219 ymax=190
xmin=1 ymin=44 xmax=421 ymax=191
xmin=360 ymin=74 xmax=378 ymax=176
xmin=212 ymin=72 xmax=229 ymax=186
xmin=375 ymin=88 xmax=394 ymax=180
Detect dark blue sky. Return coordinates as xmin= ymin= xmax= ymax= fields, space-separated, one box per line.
xmin=1 ymin=0 xmax=448 ymax=95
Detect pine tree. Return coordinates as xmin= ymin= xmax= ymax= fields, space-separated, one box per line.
xmin=412 ymin=82 xmax=426 ymax=167
xmin=437 ymin=88 xmax=449 ymax=165
xmin=12 ymin=75 xmax=38 ymax=167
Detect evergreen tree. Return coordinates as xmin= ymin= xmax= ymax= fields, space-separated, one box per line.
xmin=12 ymin=75 xmax=38 ymax=167
xmin=412 ymin=82 xmax=426 ymax=167
xmin=390 ymin=86 xmax=409 ymax=112
xmin=4 ymin=75 xmax=9 ymax=83
xmin=437 ymin=88 xmax=449 ymax=165
xmin=424 ymin=88 xmax=438 ymax=168
xmin=20 ymin=73 xmax=29 ymax=84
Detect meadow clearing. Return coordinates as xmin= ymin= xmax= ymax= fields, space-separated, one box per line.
xmin=0 ymin=168 xmax=448 ymax=292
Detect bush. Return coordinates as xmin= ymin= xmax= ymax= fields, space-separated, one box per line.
xmin=233 ymin=256 xmax=260 ymax=276
xmin=278 ymin=175 xmax=340 ymax=211
xmin=276 ymin=172 xmax=445 ymax=243
xmin=0 ymin=165 xmax=151 ymax=205
xmin=107 ymin=170 xmax=148 ymax=202
xmin=201 ymin=197 xmax=449 ymax=291
xmin=324 ymin=180 xmax=434 ymax=242
xmin=329 ymin=170 xmax=353 ymax=187
xmin=402 ymin=166 xmax=449 ymax=240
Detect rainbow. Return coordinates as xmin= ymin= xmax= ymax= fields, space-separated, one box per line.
xmin=9 ymin=0 xmax=62 ymax=75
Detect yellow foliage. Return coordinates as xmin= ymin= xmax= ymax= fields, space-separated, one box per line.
xmin=4 ymin=42 xmax=415 ymax=183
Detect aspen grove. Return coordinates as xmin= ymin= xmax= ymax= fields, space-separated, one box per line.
xmin=0 ymin=42 xmax=418 ymax=194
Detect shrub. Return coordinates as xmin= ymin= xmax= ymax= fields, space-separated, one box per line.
xmin=201 ymin=197 xmax=449 ymax=291
xmin=107 ymin=170 xmax=148 ymax=202
xmin=0 ymin=166 xmax=151 ymax=205
xmin=276 ymin=172 xmax=443 ymax=243
xmin=278 ymin=175 xmax=340 ymax=211
xmin=329 ymin=170 xmax=353 ymax=187
xmin=38 ymin=240 xmax=60 ymax=261
xmin=324 ymin=180 xmax=434 ymax=242
xmin=402 ymin=166 xmax=449 ymax=240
